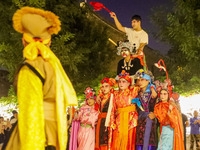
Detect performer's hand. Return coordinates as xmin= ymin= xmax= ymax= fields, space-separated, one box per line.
xmin=110 ymin=12 xmax=116 ymax=18
xmin=96 ymin=95 xmax=101 ymax=104
xmin=169 ymin=104 xmax=174 ymax=111
xmin=148 ymin=112 xmax=156 ymax=120
xmin=151 ymin=88 xmax=157 ymax=98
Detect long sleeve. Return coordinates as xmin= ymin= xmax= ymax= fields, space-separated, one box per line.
xmin=78 ymin=106 xmax=99 ymax=127
xmin=154 ymin=104 xmax=168 ymax=124
xmin=90 ymin=109 xmax=99 ymax=128
xmin=190 ymin=118 xmax=194 ymax=124
xmin=168 ymin=107 xmax=179 ymax=129
xmin=17 ymin=66 xmax=45 ymax=150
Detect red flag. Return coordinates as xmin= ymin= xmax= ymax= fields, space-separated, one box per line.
xmin=90 ymin=1 xmax=111 ymax=13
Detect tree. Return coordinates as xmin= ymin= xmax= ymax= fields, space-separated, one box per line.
xmin=0 ymin=0 xmax=115 ymax=98
xmin=151 ymin=0 xmax=200 ymax=94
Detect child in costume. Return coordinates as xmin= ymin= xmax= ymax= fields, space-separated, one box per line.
xmin=75 ymin=87 xmax=99 ymax=150
xmin=95 ymin=77 xmax=116 ymax=150
xmin=4 ymin=7 xmax=77 ymax=150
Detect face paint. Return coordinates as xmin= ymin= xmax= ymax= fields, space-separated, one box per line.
xmin=121 ymin=47 xmax=130 ymax=58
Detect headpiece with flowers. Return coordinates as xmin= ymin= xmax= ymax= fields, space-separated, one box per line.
xmin=117 ymin=41 xmax=135 ymax=55
xmin=84 ymin=87 xmax=96 ymax=100
xmin=134 ymin=69 xmax=154 ymax=83
xmin=101 ymin=77 xmax=116 ymax=87
xmin=155 ymin=80 xmax=179 ymax=103
xmin=154 ymin=59 xmax=180 ymax=103
xmin=118 ymin=70 xmax=131 ymax=84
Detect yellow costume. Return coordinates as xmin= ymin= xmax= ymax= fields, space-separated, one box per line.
xmin=5 ymin=7 xmax=78 ymax=150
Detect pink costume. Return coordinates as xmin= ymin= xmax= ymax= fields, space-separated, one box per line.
xmin=77 ymin=105 xmax=99 ymax=150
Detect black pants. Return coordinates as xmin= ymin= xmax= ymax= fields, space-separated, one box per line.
xmin=45 ymin=145 xmax=56 ymax=150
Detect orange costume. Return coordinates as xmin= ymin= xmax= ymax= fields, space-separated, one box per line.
xmin=154 ymin=102 xmax=185 ymax=150
xmin=110 ymin=71 xmax=139 ymax=150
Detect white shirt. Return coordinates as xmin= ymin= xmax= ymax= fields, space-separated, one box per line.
xmin=125 ymin=27 xmax=148 ymax=50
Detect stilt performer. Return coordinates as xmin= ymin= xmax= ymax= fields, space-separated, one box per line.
xmin=75 ymin=87 xmax=99 ymax=150
xmin=3 ymin=7 xmax=78 ymax=150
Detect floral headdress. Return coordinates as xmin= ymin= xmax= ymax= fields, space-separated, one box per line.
xmin=154 ymin=59 xmax=180 ymax=103
xmin=84 ymin=87 xmax=96 ymax=100
xmin=117 ymin=41 xmax=135 ymax=55
xmin=118 ymin=70 xmax=131 ymax=84
xmin=134 ymin=69 xmax=154 ymax=83
xmin=101 ymin=77 xmax=116 ymax=87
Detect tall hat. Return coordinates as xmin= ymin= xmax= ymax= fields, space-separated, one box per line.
xmin=13 ymin=6 xmax=61 ymax=40
xmin=154 ymin=59 xmax=180 ymax=103
xmin=117 ymin=41 xmax=135 ymax=55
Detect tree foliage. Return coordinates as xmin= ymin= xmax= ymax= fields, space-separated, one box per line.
xmin=0 ymin=0 xmax=115 ymax=102
xmin=151 ymin=0 xmax=200 ymax=94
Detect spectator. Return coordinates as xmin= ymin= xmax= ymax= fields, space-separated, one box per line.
xmin=0 ymin=117 xmax=4 ymax=124
xmin=182 ymin=113 xmax=189 ymax=150
xmin=190 ymin=110 xmax=200 ymax=150
xmin=10 ymin=110 xmax=18 ymax=120
xmin=0 ymin=124 xmax=5 ymax=147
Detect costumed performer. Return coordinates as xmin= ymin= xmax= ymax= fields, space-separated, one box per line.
xmin=133 ymin=69 xmax=158 ymax=150
xmin=110 ymin=70 xmax=139 ymax=150
xmin=74 ymin=87 xmax=99 ymax=150
xmin=3 ymin=6 xmax=78 ymax=150
xmin=154 ymin=88 xmax=185 ymax=150
xmin=95 ymin=77 xmax=116 ymax=150
xmin=116 ymin=41 xmax=143 ymax=76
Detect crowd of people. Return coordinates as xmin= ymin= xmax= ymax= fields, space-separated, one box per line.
xmin=0 ymin=5 xmax=199 ymax=150
xmin=0 ymin=111 xmax=18 ymax=148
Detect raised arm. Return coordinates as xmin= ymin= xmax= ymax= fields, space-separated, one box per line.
xmin=110 ymin=12 xmax=125 ymax=33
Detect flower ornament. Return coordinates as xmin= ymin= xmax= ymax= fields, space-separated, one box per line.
xmin=101 ymin=77 xmax=117 ymax=87
xmin=84 ymin=87 xmax=96 ymax=99
xmin=118 ymin=70 xmax=131 ymax=84
xmin=101 ymin=77 xmax=110 ymax=84
xmin=134 ymin=69 xmax=154 ymax=82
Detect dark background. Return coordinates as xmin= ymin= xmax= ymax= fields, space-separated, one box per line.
xmin=86 ymin=0 xmax=173 ymax=55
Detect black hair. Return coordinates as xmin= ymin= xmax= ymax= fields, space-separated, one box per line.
xmin=131 ymin=15 xmax=142 ymax=21
xmin=12 ymin=110 xmax=18 ymax=114
xmin=160 ymin=89 xmax=169 ymax=102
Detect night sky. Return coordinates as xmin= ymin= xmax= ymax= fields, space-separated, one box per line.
xmin=86 ymin=0 xmax=173 ymax=55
